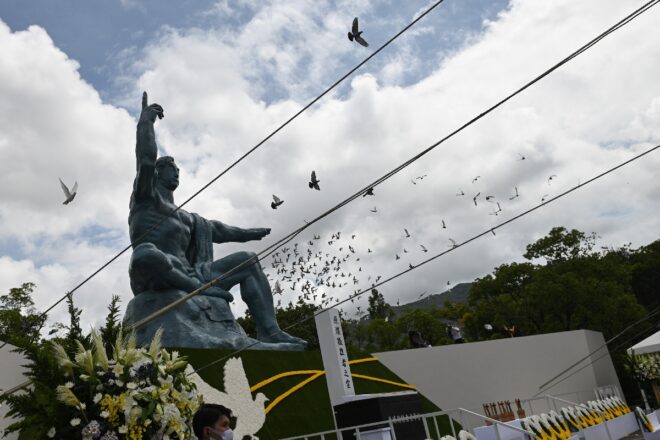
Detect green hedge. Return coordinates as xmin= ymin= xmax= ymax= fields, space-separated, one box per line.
xmin=179 ymin=348 xmax=458 ymax=439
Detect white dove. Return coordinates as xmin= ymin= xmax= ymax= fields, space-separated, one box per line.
xmin=58 ymin=178 xmax=78 ymax=205
xmin=187 ymin=357 xmax=268 ymax=439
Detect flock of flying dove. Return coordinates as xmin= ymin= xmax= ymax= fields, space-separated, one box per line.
xmin=267 ymin=149 xmax=563 ymax=317
xmin=55 ymin=18 xmax=563 ymax=319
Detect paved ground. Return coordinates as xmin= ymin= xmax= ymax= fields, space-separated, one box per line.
xmin=621 ymin=431 xmax=644 ymax=440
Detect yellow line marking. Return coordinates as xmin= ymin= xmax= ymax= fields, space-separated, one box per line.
xmin=250 ymin=357 xmax=377 ymax=392
xmin=264 ymin=371 xmax=325 ymax=414
xmin=251 ymin=370 xmax=323 ymax=392
xmin=249 ymin=357 xmax=415 ymax=414
xmin=349 ymin=357 xmax=379 ymax=365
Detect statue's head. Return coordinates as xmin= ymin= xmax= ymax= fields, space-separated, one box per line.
xmin=155 ymin=156 xmax=179 ymax=191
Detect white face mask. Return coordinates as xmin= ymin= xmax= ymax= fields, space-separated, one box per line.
xmin=208 ymin=427 xmax=233 ymax=440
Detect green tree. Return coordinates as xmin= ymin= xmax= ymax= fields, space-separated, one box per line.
xmin=99 ymin=294 xmax=122 ymax=356
xmin=466 ymin=227 xmax=651 ymax=405
xmin=395 ymin=307 xmax=449 ymax=347
xmin=630 ymin=240 xmax=660 ymax=311
xmin=0 ymin=282 xmax=45 ymax=348
xmin=367 ymin=288 xmax=393 ymax=320
xmin=524 ymin=226 xmax=597 ymax=263
xmin=364 ymin=318 xmax=402 ymax=351
xmin=237 ymin=298 xmax=322 ymax=350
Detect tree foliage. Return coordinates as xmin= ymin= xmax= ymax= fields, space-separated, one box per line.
xmin=0 ymin=282 xmax=45 ymax=348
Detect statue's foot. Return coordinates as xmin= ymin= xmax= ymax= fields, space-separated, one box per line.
xmin=257 ymin=328 xmax=307 ymax=346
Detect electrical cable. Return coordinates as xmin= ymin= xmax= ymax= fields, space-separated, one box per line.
xmin=0 ymin=0 xmax=449 ymax=351
xmin=3 ymin=0 xmax=657 ymax=363
xmin=188 ymin=143 xmax=660 ymax=376
xmin=533 ymin=313 xmax=660 ymax=397
xmin=537 ymin=305 xmax=660 ymax=390
xmin=127 ymin=0 xmax=660 ymax=340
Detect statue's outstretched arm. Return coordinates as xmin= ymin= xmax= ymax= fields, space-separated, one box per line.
xmin=211 ymin=220 xmax=271 ymax=244
xmin=133 ymin=92 xmax=163 ymax=202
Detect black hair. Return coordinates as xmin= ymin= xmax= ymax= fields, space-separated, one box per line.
xmin=193 ymin=404 xmax=233 ymax=438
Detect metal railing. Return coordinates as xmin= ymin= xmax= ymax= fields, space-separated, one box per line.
xmin=278 ymin=407 xmax=535 ymax=440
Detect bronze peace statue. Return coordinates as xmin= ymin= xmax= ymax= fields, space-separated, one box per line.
xmin=122 ymin=92 xmax=306 ymax=350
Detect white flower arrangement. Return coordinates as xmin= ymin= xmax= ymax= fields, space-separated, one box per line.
xmin=46 ymin=328 xmax=202 ymax=439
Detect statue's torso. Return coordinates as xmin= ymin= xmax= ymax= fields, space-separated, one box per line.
xmin=129 ymin=195 xmax=195 ymax=264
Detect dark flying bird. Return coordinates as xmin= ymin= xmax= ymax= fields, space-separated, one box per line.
xmin=271 ymin=194 xmax=284 ymax=209
xmin=404 ymin=228 xmax=411 ymax=238
xmin=441 ymin=219 xmax=446 ymax=229
xmin=59 ymin=178 xmax=78 ymax=205
xmin=548 ymin=175 xmax=557 ymax=185
xmin=473 ymin=192 xmax=480 ymax=206
xmin=308 ymin=171 xmax=320 ymax=190
xmin=420 ymin=244 xmax=428 ymax=253
xmin=362 ymin=187 xmax=375 ymax=197
xmin=472 ymin=176 xmax=481 ymax=183
xmin=509 ymin=186 xmax=519 ymax=200
xmin=370 ymin=206 xmax=378 ymax=213
xmin=348 ymin=17 xmax=369 ymax=47
xmin=518 ymin=153 xmax=526 ymax=161
xmin=485 ymin=195 xmax=495 ymax=202
xmin=456 ymin=189 xmax=465 ymax=196
xmin=411 ymin=178 xmax=417 ymax=185
xmin=541 ymin=194 xmax=549 ymax=203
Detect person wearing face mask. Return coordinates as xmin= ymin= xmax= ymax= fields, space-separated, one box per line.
xmin=193 ymin=403 xmax=234 ymax=440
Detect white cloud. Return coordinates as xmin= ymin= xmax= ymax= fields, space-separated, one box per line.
xmin=1 ymin=0 xmax=660 ymax=332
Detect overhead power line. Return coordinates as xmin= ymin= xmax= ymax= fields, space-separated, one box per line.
xmin=533 ymin=313 xmax=660 ymax=397
xmin=125 ymin=0 xmax=660 ymax=341
xmin=1 ymin=0 xmax=658 ymax=399
xmin=0 ymin=0 xmax=449 ymax=351
xmin=5 ymin=0 xmax=658 ymax=357
xmin=188 ymin=142 xmax=660 ymax=375
xmin=536 ymin=305 xmax=660 ymax=391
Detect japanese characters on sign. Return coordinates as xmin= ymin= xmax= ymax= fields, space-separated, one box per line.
xmin=332 ymin=312 xmax=354 ymax=392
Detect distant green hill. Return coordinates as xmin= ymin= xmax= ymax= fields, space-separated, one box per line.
xmin=180 ymin=348 xmax=457 ymax=439
xmin=392 ymin=282 xmax=472 ymax=315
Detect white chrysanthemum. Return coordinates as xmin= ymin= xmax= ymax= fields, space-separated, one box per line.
xmin=118 ymin=425 xmax=128 ymax=434
xmin=47 ymin=427 xmax=56 ymax=438
xmin=70 ymin=418 xmax=81 ymax=426
xmin=100 ymin=410 xmax=110 ymax=418
xmin=93 ymin=393 xmax=103 ymax=404
xmin=126 ymin=382 xmax=137 ymax=390
xmin=65 ymin=381 xmax=74 ymax=388
xmin=115 ymin=380 xmax=124 ymax=387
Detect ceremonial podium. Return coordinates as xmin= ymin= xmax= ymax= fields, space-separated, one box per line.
xmin=334 ymin=391 xmax=426 ymax=440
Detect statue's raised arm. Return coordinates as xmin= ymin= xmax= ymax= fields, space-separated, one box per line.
xmin=131 ymin=92 xmax=164 ymax=207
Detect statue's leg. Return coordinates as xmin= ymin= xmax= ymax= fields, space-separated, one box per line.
xmin=211 ymin=251 xmax=306 ymax=346
xmin=130 ymin=242 xmax=203 ymax=294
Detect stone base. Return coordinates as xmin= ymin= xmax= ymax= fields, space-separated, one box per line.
xmin=123 ymin=288 xmax=304 ymax=351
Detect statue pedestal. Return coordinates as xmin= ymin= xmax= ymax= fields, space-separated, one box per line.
xmin=123 ymin=288 xmax=304 ymax=351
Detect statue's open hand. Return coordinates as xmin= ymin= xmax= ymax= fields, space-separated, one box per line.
xmin=203 ymin=286 xmax=234 ymax=303
xmin=139 ymin=91 xmax=164 ymax=123
xmin=251 ymin=228 xmax=271 ymax=240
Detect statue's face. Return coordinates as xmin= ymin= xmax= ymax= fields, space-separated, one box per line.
xmin=158 ymin=162 xmax=179 ymax=191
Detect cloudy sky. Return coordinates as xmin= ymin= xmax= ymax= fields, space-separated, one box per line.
xmin=0 ymin=0 xmax=659 ymax=335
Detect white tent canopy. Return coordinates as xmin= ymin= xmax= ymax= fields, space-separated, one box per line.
xmin=627 ymin=330 xmax=660 ymax=355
